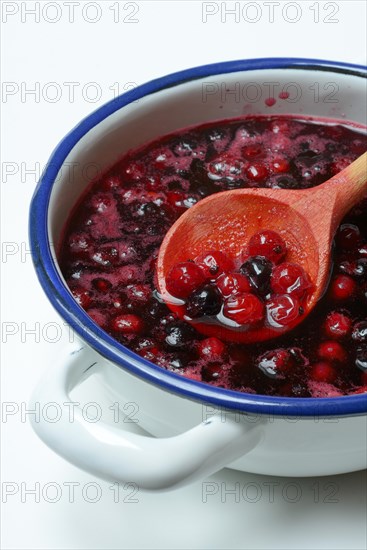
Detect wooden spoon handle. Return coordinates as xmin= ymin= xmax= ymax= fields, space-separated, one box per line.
xmin=282 ymin=152 xmax=367 ymax=235
xmin=322 ymin=151 xmax=367 ymax=219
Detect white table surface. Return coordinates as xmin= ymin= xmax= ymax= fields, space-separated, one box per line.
xmin=1 ymin=1 xmax=367 ymax=548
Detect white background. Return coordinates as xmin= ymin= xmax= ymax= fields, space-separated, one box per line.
xmin=1 ymin=1 xmax=367 ymax=549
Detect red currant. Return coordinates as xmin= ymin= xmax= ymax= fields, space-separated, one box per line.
xmin=246 ymin=163 xmax=269 ymax=182
xmin=194 ymin=251 xmax=234 ymax=279
xmin=125 ymin=284 xmax=151 ymax=305
xmin=166 ymin=262 xmax=206 ymax=299
xmin=329 ymin=275 xmax=356 ymax=301
xmin=271 ymin=262 xmax=311 ymax=297
xmin=323 ymin=311 xmax=352 ymax=340
xmin=197 ymin=337 xmax=226 ymax=360
xmin=223 ymin=293 xmax=264 ymax=326
xmin=216 ymin=272 xmax=252 ymax=297
xmin=310 ymin=362 xmax=337 ymax=383
xmin=111 ymin=314 xmax=144 ymax=334
xmin=92 ymin=278 xmax=112 ymax=293
xmin=257 ymin=348 xmax=293 ymax=378
xmin=317 ymin=341 xmax=347 ymax=363
xmin=248 ymin=230 xmax=287 ymax=264
xmin=271 ymin=158 xmax=290 ymax=173
xmin=266 ymin=294 xmax=301 ymax=327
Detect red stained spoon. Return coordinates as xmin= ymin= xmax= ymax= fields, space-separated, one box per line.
xmin=156 ymin=152 xmax=367 ymax=342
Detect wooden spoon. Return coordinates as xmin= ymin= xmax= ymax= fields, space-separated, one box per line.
xmin=156 ymin=152 xmax=367 ymax=342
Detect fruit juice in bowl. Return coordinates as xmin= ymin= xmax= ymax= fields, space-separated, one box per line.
xmin=29 ymin=58 xmax=367 ymax=491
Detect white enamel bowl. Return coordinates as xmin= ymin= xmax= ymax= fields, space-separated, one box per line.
xmin=29 ymin=58 xmax=367 ymax=491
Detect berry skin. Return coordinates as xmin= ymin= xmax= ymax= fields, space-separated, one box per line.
xmin=125 ymin=284 xmax=151 ymax=305
xmin=91 ymin=246 xmax=120 ymax=267
xmin=208 ymin=152 xmax=244 ymax=179
xmin=329 ymin=275 xmax=357 ymax=301
xmin=166 ymin=262 xmax=206 ymax=299
xmin=271 ymin=262 xmax=311 ymax=297
xmin=246 ymin=163 xmax=269 ymax=182
xmin=216 ymin=272 xmax=252 ymax=297
xmin=134 ymin=337 xmax=157 ymax=352
xmin=111 ymin=314 xmax=144 ymax=334
xmin=248 ymin=230 xmax=287 ymax=264
xmin=336 ymin=223 xmax=361 ymax=251
xmin=223 ymin=293 xmax=264 ymax=326
xmin=165 ymin=322 xmax=196 ymax=348
xmin=317 ymin=341 xmax=347 ymax=363
xmin=355 ymin=348 xmax=367 ymax=371
xmin=338 ymin=259 xmax=367 ymax=280
xmin=166 ymin=191 xmax=188 ymax=213
xmin=323 ymin=312 xmax=352 ymax=340
xmin=194 ymin=251 xmax=234 ymax=279
xmin=352 ymin=321 xmax=367 ymax=343
xmin=197 ymin=337 xmax=226 ymax=361
xmin=310 ymin=362 xmax=337 ymax=383
xmin=272 ymin=158 xmax=290 ymax=173
xmin=257 ymin=349 xmax=293 ymax=378
xmin=355 ymin=259 xmax=367 ymax=280
xmin=186 ymin=284 xmax=222 ymax=318
xmin=266 ymin=294 xmax=301 ymax=328
xmin=240 ymin=256 xmax=273 ymax=295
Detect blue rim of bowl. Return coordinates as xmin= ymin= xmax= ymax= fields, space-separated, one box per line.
xmin=29 ymin=57 xmax=367 ymax=417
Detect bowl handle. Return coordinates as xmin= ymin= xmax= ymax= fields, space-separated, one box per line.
xmin=30 ymin=345 xmax=263 ymax=491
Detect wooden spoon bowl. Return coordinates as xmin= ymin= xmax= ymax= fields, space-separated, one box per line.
xmin=156 ymin=153 xmax=367 ymax=343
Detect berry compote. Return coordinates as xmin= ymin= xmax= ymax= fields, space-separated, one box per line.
xmin=165 ymin=234 xmax=313 ymax=335
xmin=59 ymin=115 xmax=367 ymax=398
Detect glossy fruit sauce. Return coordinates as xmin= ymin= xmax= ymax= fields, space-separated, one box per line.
xmin=164 ymin=231 xmax=313 ymax=339
xmin=59 ymin=116 xmax=367 ymax=397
